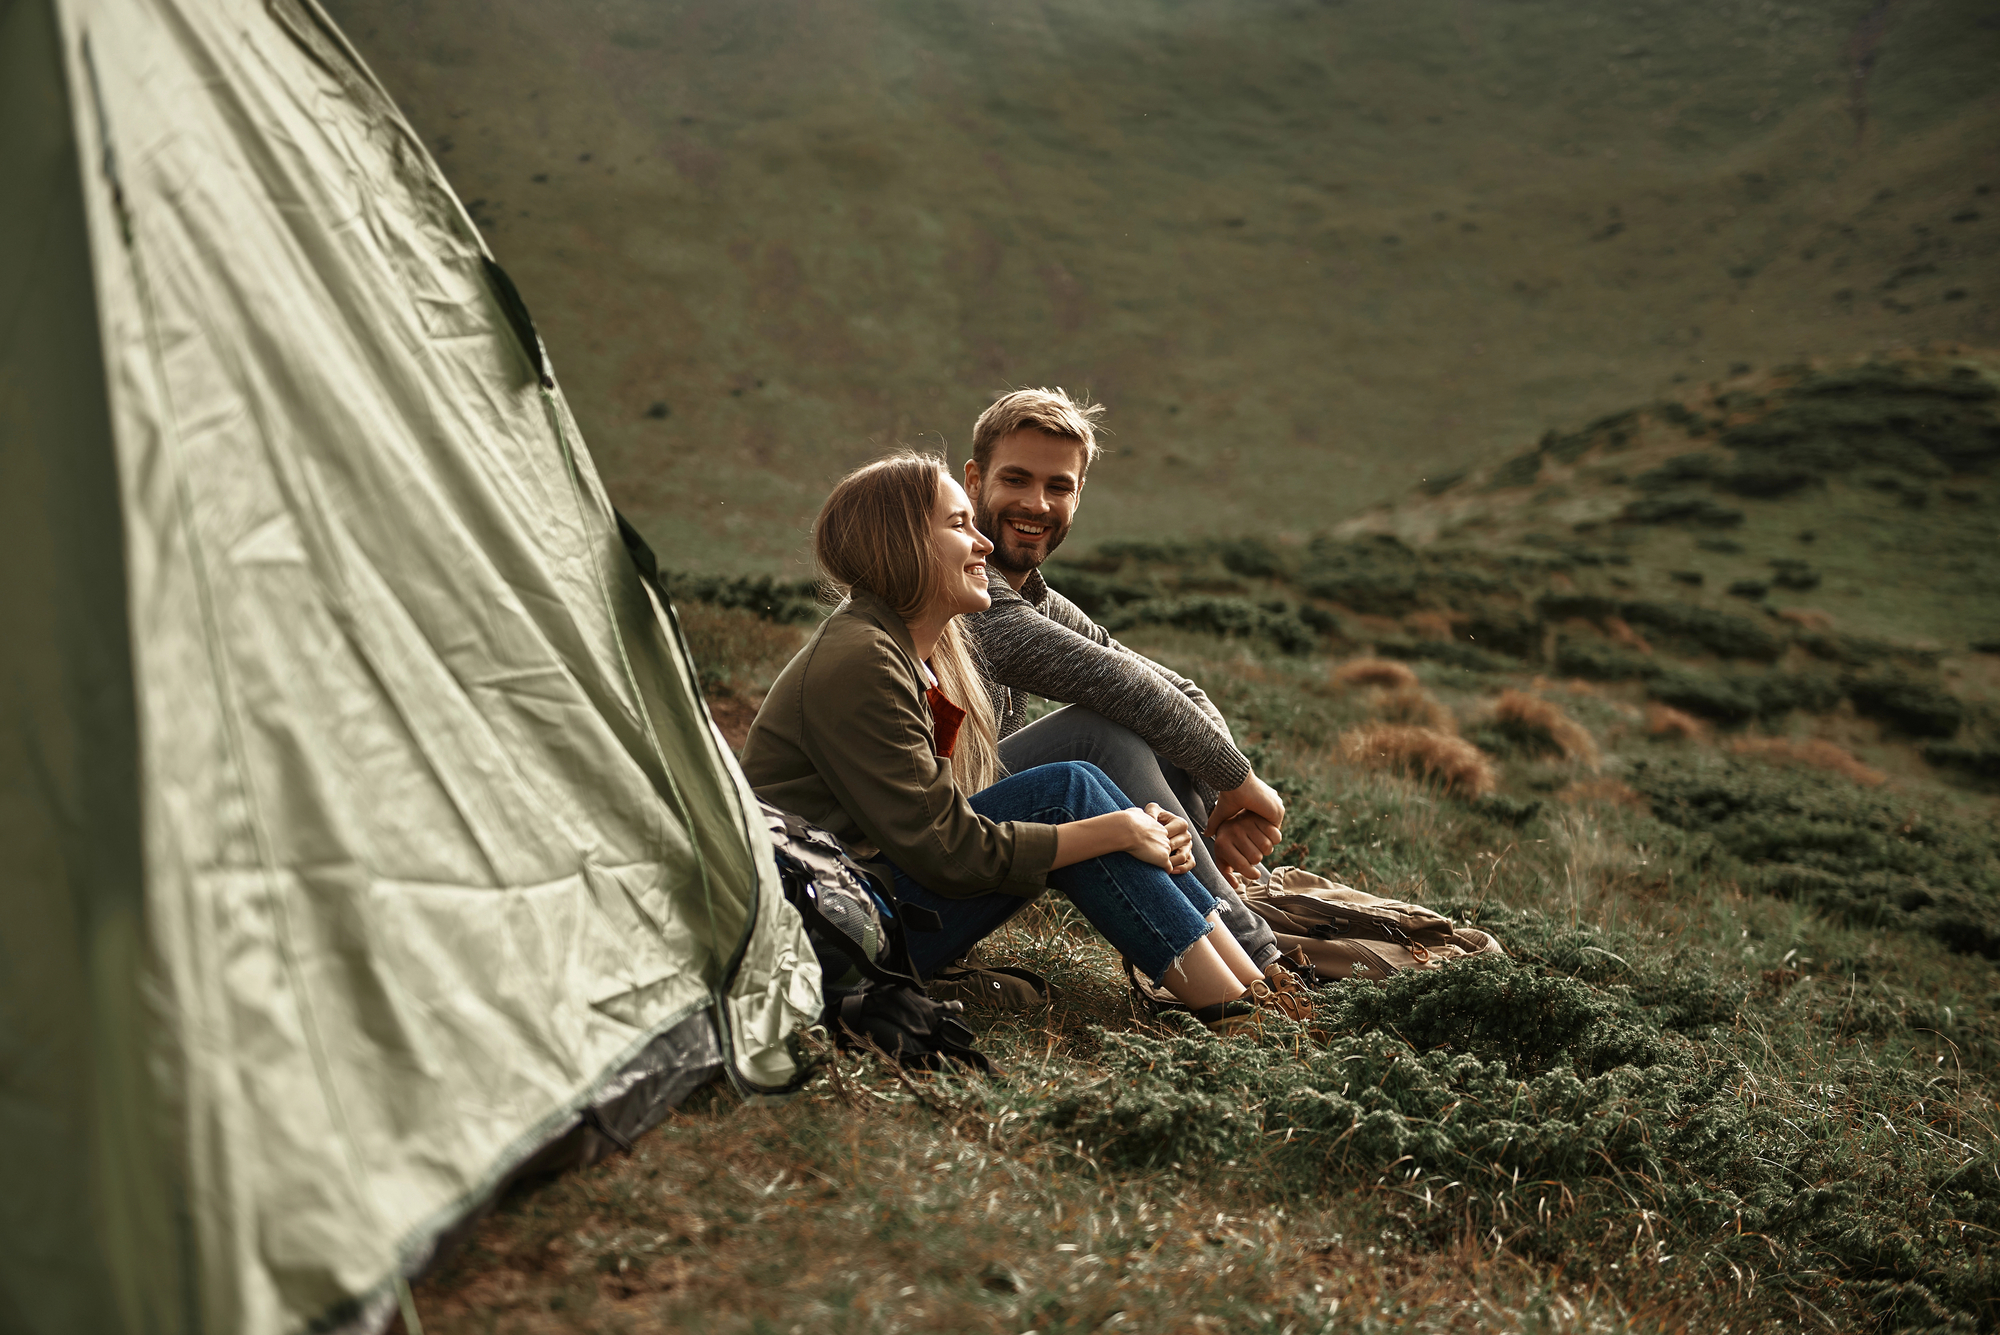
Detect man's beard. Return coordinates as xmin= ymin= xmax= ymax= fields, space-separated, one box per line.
xmin=976 ymin=501 xmax=1070 ymax=575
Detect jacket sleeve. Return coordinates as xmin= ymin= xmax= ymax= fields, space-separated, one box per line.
xmin=801 ymin=636 xmax=1057 ymax=899
xmin=976 ymin=586 xmax=1253 ymax=794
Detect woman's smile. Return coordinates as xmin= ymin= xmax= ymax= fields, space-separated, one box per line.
xmin=932 ymin=476 xmax=994 ymax=618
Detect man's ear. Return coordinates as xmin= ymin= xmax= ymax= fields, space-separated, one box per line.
xmin=963 ymin=458 xmax=982 ymax=498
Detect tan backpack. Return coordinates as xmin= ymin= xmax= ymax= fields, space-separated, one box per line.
xmin=1243 ymin=867 xmax=1505 ymax=983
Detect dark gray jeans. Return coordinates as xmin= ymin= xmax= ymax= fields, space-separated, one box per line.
xmin=997 ymin=706 xmax=1281 ymax=968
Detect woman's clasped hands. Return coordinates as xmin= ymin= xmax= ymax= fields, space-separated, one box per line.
xmin=1127 ymin=801 xmax=1197 ymax=875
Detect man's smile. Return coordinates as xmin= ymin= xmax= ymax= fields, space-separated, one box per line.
xmin=1008 ymin=520 xmax=1050 ymax=537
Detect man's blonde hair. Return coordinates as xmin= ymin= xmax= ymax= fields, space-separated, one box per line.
xmin=814 ymin=452 xmax=1001 ymax=793
xmin=970 ymin=388 xmax=1105 ymax=475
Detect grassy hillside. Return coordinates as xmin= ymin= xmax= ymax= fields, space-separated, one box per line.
xmin=400 ymin=355 xmax=2000 ymax=1333
xmin=327 ymin=0 xmax=2000 ymax=573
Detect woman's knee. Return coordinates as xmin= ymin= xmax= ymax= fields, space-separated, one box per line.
xmin=1045 ymin=760 xmax=1132 ymax=814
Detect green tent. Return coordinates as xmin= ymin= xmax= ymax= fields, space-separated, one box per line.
xmin=0 ymin=0 xmax=822 ymax=1329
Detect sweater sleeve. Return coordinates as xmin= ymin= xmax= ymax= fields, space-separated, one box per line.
xmin=971 ymin=583 xmax=1253 ymax=794
xmin=801 ymin=636 xmax=1057 ymax=898
xmin=1039 ymin=589 xmax=1237 ymax=738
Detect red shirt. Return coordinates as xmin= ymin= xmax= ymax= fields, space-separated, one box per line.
xmin=925 ymin=685 xmax=966 ymax=759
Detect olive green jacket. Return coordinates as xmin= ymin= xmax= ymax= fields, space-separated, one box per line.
xmin=741 ymin=589 xmax=1058 ymax=899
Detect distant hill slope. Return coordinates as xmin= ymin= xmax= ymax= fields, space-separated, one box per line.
xmin=1334 ymin=349 xmax=2000 ymax=654
xmin=326 ymin=0 xmax=2000 ymax=573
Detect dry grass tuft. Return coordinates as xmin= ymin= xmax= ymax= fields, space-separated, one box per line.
xmin=1370 ymin=685 xmax=1458 ymax=733
xmin=1728 ymin=736 xmax=1888 ymax=787
xmin=1401 ymin=610 xmax=1456 ymax=641
xmin=1776 ymin=607 xmax=1835 ymax=631
xmin=1604 ymin=616 xmax=1653 ymax=654
xmin=1557 ymin=776 xmax=1647 ymax=809
xmin=1343 ymin=612 xmax=1405 ymax=638
xmin=1492 ymin=690 xmax=1602 ymax=768
xmin=1331 ymin=657 xmax=1420 ymax=691
xmin=1338 ymin=724 xmax=1497 ymax=798
xmin=1645 ymin=702 xmax=1708 ymax=741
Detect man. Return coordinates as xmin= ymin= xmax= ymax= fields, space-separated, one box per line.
xmin=960 ymin=387 xmax=1290 ymax=971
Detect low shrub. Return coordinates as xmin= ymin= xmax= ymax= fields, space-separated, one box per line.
xmin=1618 ymin=495 xmax=1744 ymax=527
xmin=1297 ymin=537 xmax=1507 ymax=616
xmin=1468 ymin=792 xmax=1544 ymax=826
xmin=1923 ymin=741 xmax=2000 ymax=783
xmin=1631 ymin=452 xmax=1719 ymax=491
xmin=1536 ymin=593 xmax=1616 ymax=620
xmin=1484 ymin=448 xmax=1545 ymax=489
xmin=1035 ymin=563 xmax=1155 ymax=616
xmin=1721 ymin=363 xmax=2000 ymax=477
xmin=1035 ymin=949 xmax=1997 ymax=1333
xmin=1647 ymin=667 xmax=1758 ymax=723
xmin=1455 ymin=609 xmax=1543 ymax=658
xmin=1846 ymin=673 xmax=1966 ymax=738
xmin=1338 ymin=724 xmax=1497 ymax=798
xmin=1767 ymin=558 xmax=1822 ymax=591
xmin=1213 ymin=536 xmax=1287 ymax=579
xmin=667 ymin=572 xmax=823 ymax=625
xmin=1625 ymin=753 xmax=2000 ymax=955
xmin=1374 ymin=639 xmax=1514 ymax=672
xmin=1616 ymin=600 xmax=1785 ymax=660
xmin=1101 ymin=596 xmax=1317 ymax=654
xmin=1751 ymin=670 xmax=1843 ymax=718
xmin=1717 ymin=461 xmax=1821 ymax=497
xmin=1553 ymin=637 xmax=1656 ymax=681
xmin=1797 ymin=629 xmax=1895 ymax=665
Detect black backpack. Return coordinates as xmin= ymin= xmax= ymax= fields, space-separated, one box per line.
xmin=758 ymin=801 xmax=989 ymax=1072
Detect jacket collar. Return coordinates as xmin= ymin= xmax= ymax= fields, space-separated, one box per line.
xmin=842 ymin=586 xmax=923 ymax=666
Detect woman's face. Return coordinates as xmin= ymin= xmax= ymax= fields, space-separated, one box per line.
xmin=930 ymin=475 xmax=994 ymax=619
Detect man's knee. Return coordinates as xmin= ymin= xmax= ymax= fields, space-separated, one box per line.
xmin=1060 ymin=710 xmax=1154 ymax=763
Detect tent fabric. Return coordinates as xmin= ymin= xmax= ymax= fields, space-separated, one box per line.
xmin=0 ymin=0 xmax=821 ymax=1330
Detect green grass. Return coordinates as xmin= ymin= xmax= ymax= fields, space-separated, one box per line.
xmin=409 ymin=556 xmax=2000 ymax=1331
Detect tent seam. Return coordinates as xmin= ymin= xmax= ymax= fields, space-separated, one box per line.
xmin=539 ymin=390 xmax=738 ymax=1012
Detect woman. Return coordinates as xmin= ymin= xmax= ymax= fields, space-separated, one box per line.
xmin=742 ymin=453 xmax=1289 ymax=1030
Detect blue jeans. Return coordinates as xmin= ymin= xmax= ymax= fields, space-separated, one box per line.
xmin=998 ymin=707 xmax=1282 ymax=968
xmin=887 ymin=761 xmax=1218 ymax=984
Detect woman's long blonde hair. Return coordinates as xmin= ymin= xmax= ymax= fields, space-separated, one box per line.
xmin=814 ymin=453 xmax=1001 ymax=793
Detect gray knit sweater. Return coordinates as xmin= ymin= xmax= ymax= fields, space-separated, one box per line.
xmin=966 ymin=567 xmax=1253 ymax=794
